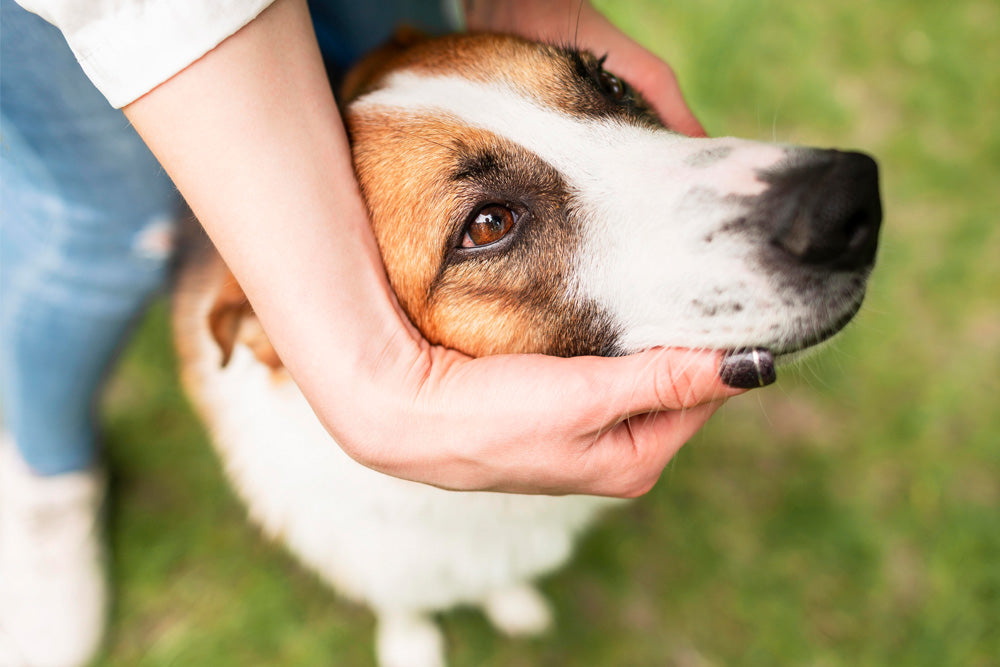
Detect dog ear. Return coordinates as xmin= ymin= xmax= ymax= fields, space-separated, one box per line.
xmin=340 ymin=26 xmax=429 ymax=102
xmin=207 ymin=273 xmax=283 ymax=370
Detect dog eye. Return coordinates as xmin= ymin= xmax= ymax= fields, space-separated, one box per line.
xmin=462 ymin=205 xmax=516 ymax=248
xmin=598 ymin=68 xmax=625 ymax=101
xmin=594 ymin=55 xmax=626 ymax=102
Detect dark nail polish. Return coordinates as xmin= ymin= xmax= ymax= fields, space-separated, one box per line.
xmin=720 ymin=348 xmax=777 ymax=389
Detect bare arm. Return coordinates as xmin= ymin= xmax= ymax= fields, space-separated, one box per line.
xmin=126 ymin=0 xmax=746 ymax=497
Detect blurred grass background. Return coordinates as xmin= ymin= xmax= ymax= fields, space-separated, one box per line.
xmin=95 ymin=0 xmax=999 ymax=665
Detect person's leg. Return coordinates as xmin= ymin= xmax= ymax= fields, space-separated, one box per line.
xmin=0 ymin=2 xmax=180 ymax=665
xmin=1 ymin=2 xmax=180 ymax=476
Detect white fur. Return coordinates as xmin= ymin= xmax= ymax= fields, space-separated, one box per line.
xmin=482 ymin=584 xmax=553 ymax=636
xmin=187 ymin=287 xmax=616 ymax=666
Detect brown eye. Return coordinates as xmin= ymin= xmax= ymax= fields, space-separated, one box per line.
xmin=462 ymin=205 xmax=515 ymax=247
xmin=599 ymin=68 xmax=625 ymax=101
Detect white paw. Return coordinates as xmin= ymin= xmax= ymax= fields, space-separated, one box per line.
xmin=375 ymin=612 xmax=445 ymax=667
xmin=482 ymin=585 xmax=553 ymax=637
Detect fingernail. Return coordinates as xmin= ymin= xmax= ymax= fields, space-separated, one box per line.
xmin=720 ymin=348 xmax=777 ymax=389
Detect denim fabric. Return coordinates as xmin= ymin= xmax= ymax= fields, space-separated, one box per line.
xmin=0 ymin=0 xmax=455 ymax=475
xmin=1 ymin=1 xmax=182 ymax=475
xmin=309 ymin=0 xmax=457 ymax=77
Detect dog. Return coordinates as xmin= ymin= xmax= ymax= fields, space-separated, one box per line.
xmin=173 ymin=32 xmax=881 ymax=667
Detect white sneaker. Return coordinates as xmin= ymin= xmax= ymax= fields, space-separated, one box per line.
xmin=0 ymin=435 xmax=107 ymax=667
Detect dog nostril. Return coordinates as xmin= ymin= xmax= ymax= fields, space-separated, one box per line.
xmin=772 ymin=151 xmax=882 ymax=270
xmin=845 ymin=210 xmax=873 ymax=252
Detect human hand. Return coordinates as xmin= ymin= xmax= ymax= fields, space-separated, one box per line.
xmin=127 ymin=0 xmax=756 ymax=499
xmin=319 ymin=341 xmax=750 ymax=496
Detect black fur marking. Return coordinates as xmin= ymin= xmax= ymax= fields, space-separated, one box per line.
xmin=559 ymin=47 xmax=664 ymax=129
xmin=686 ymin=146 xmax=734 ymax=168
xmin=429 ymin=135 xmax=622 ymax=357
xmin=452 ymin=150 xmax=500 ymax=182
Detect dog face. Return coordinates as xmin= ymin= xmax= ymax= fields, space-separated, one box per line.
xmin=343 ymin=34 xmax=881 ymax=360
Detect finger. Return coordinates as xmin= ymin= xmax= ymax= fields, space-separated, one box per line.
xmin=447 ymin=348 xmax=741 ymax=449
xmin=659 ymin=94 xmax=708 ymax=138
xmin=372 ymin=347 xmax=745 ymax=494
xmin=601 ymin=47 xmax=707 ymax=138
xmin=628 ymin=399 xmax=724 ymax=470
xmin=437 ymin=347 xmax=737 ymax=443
xmin=583 ymin=400 xmax=724 ymax=497
xmin=565 ymin=4 xmax=707 ymax=137
xmin=591 ymin=347 xmax=746 ymax=421
xmin=640 ymin=68 xmax=708 ymax=137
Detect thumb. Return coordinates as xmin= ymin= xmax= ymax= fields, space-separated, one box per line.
xmin=566 ymin=348 xmax=766 ymax=497
xmin=593 ymin=347 xmax=749 ymax=421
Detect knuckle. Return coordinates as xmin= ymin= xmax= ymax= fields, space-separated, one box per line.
xmin=653 ymin=359 xmax=688 ymax=410
xmin=620 ymin=472 xmax=659 ymax=499
xmin=617 ymin=432 xmax=665 ymax=498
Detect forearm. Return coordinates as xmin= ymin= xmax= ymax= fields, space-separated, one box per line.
xmin=125 ymin=0 xmax=417 ymax=435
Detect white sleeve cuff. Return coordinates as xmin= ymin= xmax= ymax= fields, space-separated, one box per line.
xmin=18 ymin=0 xmax=277 ymax=108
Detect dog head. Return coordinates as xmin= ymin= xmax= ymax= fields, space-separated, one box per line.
xmin=208 ymin=32 xmax=880 ymax=367
xmin=340 ymin=33 xmax=881 ymax=360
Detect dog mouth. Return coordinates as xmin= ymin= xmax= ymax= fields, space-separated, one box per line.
xmin=719 ymin=296 xmax=863 ymax=388
xmin=741 ymin=291 xmax=867 ymax=363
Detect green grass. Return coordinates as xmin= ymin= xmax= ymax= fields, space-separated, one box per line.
xmin=96 ymin=1 xmax=999 ymax=665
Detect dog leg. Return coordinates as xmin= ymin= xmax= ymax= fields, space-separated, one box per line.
xmin=375 ymin=610 xmax=445 ymax=667
xmin=482 ymin=584 xmax=553 ymax=637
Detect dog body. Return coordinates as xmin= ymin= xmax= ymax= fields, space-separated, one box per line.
xmin=175 ymin=258 xmax=615 ymax=662
xmin=175 ymin=270 xmax=614 ymax=610
xmin=174 ymin=33 xmax=880 ymax=667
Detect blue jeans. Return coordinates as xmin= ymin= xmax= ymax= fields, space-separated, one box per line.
xmin=0 ymin=0 xmax=454 ymax=475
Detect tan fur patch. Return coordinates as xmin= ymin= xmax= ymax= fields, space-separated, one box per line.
xmin=347 ymin=109 xmax=617 ymax=357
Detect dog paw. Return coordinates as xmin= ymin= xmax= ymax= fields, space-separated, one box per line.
xmin=482 ymin=584 xmax=553 ymax=637
xmin=375 ymin=612 xmax=445 ymax=667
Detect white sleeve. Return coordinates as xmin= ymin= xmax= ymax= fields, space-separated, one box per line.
xmin=15 ymin=0 xmax=277 ymax=108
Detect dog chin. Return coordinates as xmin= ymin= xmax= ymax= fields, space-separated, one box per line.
xmin=725 ymin=302 xmax=861 ymax=375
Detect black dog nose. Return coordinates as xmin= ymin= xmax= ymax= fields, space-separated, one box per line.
xmin=771 ymin=151 xmax=882 ymax=269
